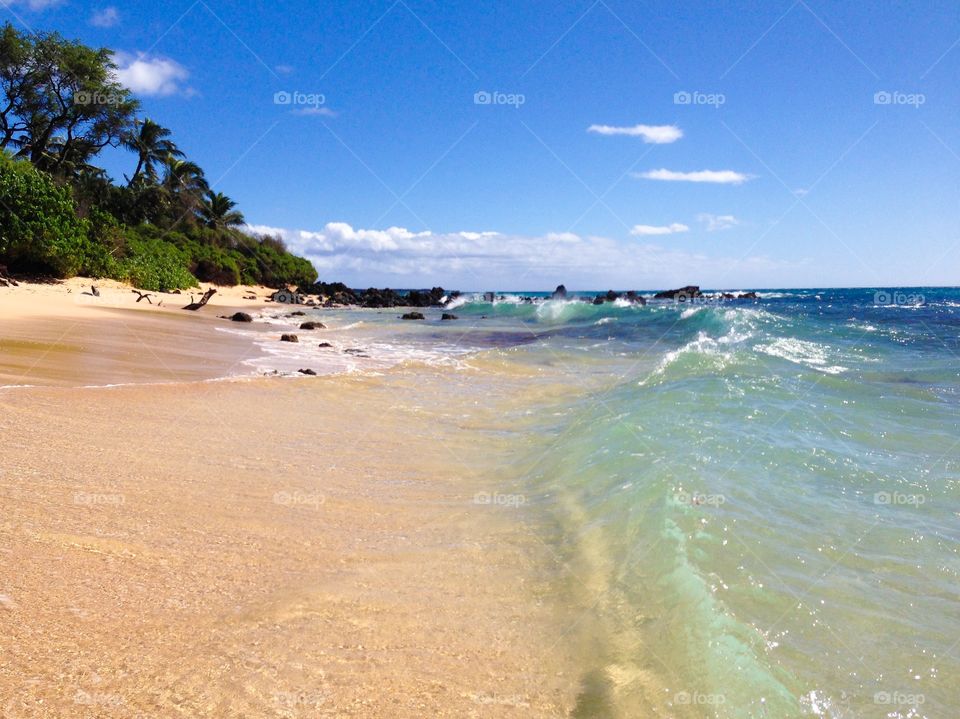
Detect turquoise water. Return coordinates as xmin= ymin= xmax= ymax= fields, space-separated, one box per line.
xmin=257 ymin=288 xmax=960 ymax=717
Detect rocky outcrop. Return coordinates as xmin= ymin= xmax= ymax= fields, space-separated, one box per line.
xmin=401 ymin=312 xmax=425 ymax=320
xmin=280 ymin=334 xmax=299 ymax=342
xmin=299 ymin=321 xmax=326 ymax=330
xmin=441 ymin=313 xmax=458 ymax=320
xmin=229 ymin=312 xmax=253 ymax=322
xmin=551 ymin=284 xmax=568 ymax=300
xmin=738 ymin=292 xmax=759 ymax=299
xmin=653 ymin=286 xmax=702 ymax=301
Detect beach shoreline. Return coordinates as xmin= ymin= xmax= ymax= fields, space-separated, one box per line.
xmin=0 ymin=284 xmax=586 ymax=717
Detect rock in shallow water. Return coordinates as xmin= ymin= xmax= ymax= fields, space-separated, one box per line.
xmin=299 ymin=321 xmax=326 ymax=330
xmin=401 ymin=312 xmax=425 ymax=320
xmin=280 ymin=334 xmax=299 ymax=343
xmin=229 ymin=312 xmax=253 ymax=322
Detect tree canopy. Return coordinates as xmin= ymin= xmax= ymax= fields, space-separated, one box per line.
xmin=0 ymin=22 xmax=317 ymax=291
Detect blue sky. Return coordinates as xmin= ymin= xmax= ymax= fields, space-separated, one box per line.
xmin=7 ymin=0 xmax=960 ymax=290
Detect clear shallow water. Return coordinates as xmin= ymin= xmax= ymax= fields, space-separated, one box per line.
xmin=244 ymin=289 xmax=960 ymax=717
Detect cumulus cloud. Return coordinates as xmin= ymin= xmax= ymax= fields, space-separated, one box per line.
xmin=635 ymin=169 xmax=750 ymax=184
xmin=697 ymin=213 xmax=740 ymax=231
xmin=113 ymin=53 xmax=189 ymax=96
xmin=630 ymin=223 xmax=689 ymax=236
xmin=587 ymin=124 xmax=683 ymax=144
xmin=90 ymin=6 xmax=119 ymax=27
xmin=244 ymin=222 xmax=795 ymax=290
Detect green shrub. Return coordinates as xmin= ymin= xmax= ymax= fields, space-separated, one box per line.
xmin=0 ymin=153 xmax=89 ymax=276
xmin=119 ymin=236 xmax=197 ymax=292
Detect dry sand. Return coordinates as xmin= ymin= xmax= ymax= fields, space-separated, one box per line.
xmin=0 ymin=279 xmax=581 ymax=717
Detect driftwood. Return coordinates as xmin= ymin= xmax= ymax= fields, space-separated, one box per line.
xmin=0 ymin=266 xmax=18 ymax=287
xmin=182 ymin=288 xmax=216 ymax=311
xmin=131 ymin=290 xmax=154 ymax=304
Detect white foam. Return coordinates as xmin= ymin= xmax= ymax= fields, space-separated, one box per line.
xmin=756 ymin=337 xmax=846 ymax=374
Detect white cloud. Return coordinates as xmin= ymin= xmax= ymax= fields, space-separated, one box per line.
xmin=243 ymin=221 xmax=796 ymax=290
xmin=113 ymin=52 xmax=189 ymax=96
xmin=635 ymin=169 xmax=750 ymax=184
xmin=630 ymin=223 xmax=689 ymax=236
xmin=292 ymin=107 xmax=336 ymax=117
xmin=90 ymin=7 xmax=119 ymax=27
xmin=697 ymin=213 xmax=740 ymax=231
xmin=587 ymin=124 xmax=683 ymax=144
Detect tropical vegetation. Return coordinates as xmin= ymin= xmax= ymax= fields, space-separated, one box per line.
xmin=0 ymin=23 xmax=316 ymax=292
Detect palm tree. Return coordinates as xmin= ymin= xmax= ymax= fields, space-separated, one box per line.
xmin=161 ymin=155 xmax=209 ymax=225
xmin=123 ymin=119 xmax=182 ymax=186
xmin=200 ymin=190 xmax=245 ymax=231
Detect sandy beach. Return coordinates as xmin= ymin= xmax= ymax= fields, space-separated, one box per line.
xmin=0 ymin=280 xmax=581 ymax=718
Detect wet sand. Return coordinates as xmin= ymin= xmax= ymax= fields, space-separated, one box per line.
xmin=0 ymin=281 xmax=580 ymax=717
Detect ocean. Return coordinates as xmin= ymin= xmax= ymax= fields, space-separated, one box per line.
xmin=230 ymin=287 xmax=959 ymax=718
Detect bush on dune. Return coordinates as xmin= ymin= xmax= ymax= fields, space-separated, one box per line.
xmin=0 ymin=154 xmax=89 ymax=277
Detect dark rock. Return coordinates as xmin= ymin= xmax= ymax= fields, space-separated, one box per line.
xmin=592 ymin=297 xmax=604 ymax=305
xmin=280 ymin=334 xmax=299 ymax=342
xmin=318 ymin=342 xmax=333 ymax=348
xmin=624 ymin=291 xmax=647 ymax=306
xmin=299 ymin=321 xmax=326 ymax=330
xmin=229 ymin=312 xmax=253 ymax=322
xmin=738 ymin=291 xmax=759 ymax=299
xmin=721 ymin=293 xmax=735 ymax=300
xmin=441 ymin=313 xmax=458 ymax=320
xmin=401 ymin=312 xmax=425 ymax=320
xmin=288 ymin=311 xmax=306 ymax=317
xmin=605 ymin=290 xmax=619 ymax=302
xmin=653 ymin=285 xmax=703 ymax=301
xmin=298 ymin=368 xmax=317 ymax=375
xmin=551 ymin=284 xmax=568 ymax=300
